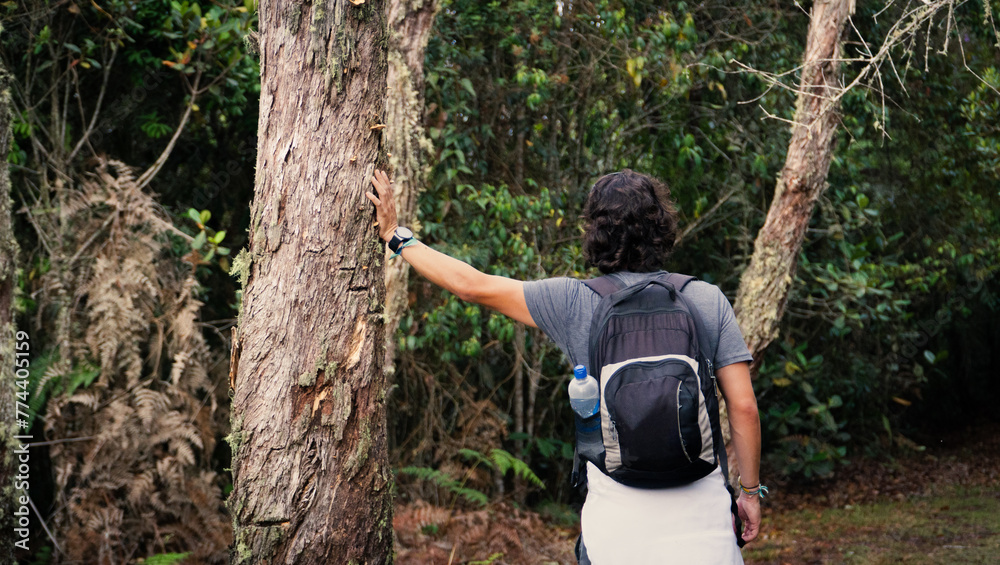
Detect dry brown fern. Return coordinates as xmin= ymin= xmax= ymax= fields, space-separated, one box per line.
xmin=29 ymin=159 xmax=231 ymax=564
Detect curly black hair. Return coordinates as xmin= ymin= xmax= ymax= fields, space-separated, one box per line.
xmin=582 ymin=169 xmax=679 ymax=274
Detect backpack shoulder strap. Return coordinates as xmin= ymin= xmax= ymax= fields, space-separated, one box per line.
xmin=586 ymin=271 xmax=685 ymax=298
xmin=662 ymin=272 xmax=697 ymax=292
xmin=583 ymin=275 xmax=625 ymax=297
xmin=662 ymin=273 xmax=740 ymax=540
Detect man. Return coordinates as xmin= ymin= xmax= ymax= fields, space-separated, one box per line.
xmin=367 ymin=168 xmax=762 ymax=563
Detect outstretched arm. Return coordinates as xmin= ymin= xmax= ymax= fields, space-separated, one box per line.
xmin=366 ymin=169 xmax=536 ymax=327
xmin=716 ymin=361 xmax=762 ymax=543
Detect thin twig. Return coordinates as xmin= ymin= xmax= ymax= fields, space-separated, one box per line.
xmin=676 ymin=185 xmax=740 ymax=246
xmin=27 ymin=436 xmax=95 ymax=447
xmin=67 ymin=212 xmax=117 ymax=266
xmin=69 ymin=46 xmax=118 ymax=161
xmin=136 ymin=70 xmax=203 ymax=189
xmin=28 ymin=495 xmax=64 ymax=555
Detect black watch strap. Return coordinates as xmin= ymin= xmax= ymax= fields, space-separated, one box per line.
xmin=387 ymin=227 xmax=414 ymax=254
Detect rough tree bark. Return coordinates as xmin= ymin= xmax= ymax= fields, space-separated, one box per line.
xmin=721 ymin=0 xmax=855 ymax=481
xmin=227 ymin=1 xmax=392 ymax=563
xmin=734 ymin=0 xmax=855 ymax=371
xmin=0 ymin=57 xmax=26 ymax=561
xmin=383 ymin=0 xmax=438 ymax=370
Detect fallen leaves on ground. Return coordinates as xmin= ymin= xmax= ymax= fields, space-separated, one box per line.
xmin=394 ymin=499 xmax=578 ymax=564
xmin=747 ymin=423 xmax=1000 ymax=565
xmin=393 ymin=424 xmax=1000 ymax=564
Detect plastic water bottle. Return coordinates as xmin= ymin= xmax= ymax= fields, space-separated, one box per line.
xmin=568 ymin=365 xmax=599 ymax=418
xmin=568 ymin=365 xmax=603 ymax=462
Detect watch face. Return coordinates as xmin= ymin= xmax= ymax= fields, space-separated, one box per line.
xmin=395 ymin=227 xmax=413 ymax=239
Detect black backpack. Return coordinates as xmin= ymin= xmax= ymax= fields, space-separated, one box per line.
xmin=573 ymin=272 xmax=731 ymax=489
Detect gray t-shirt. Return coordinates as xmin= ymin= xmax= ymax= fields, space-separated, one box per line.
xmin=523 ymin=271 xmax=753 ymax=371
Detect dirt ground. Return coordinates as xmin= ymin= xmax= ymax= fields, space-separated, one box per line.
xmin=393 ymin=498 xmax=578 ymax=564
xmin=392 ymin=424 xmax=1000 ymax=564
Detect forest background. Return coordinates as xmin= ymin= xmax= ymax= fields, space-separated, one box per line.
xmin=1 ymin=0 xmax=998 ymax=562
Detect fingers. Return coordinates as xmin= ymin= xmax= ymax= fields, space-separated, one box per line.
xmin=371 ymin=169 xmax=393 ymax=197
xmin=365 ymin=191 xmax=380 ymax=206
xmin=736 ymin=495 xmax=761 ymax=543
xmin=370 ymin=171 xmax=386 ymax=197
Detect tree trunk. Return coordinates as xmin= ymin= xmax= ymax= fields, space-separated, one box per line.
xmin=383 ymin=0 xmax=438 ymax=371
xmin=723 ymin=0 xmax=854 ymax=482
xmin=0 ymin=57 xmax=26 ymax=560
xmin=734 ymin=0 xmax=855 ymax=370
xmin=228 ymin=1 xmax=392 ymax=563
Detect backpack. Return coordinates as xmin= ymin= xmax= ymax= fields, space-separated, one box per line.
xmin=572 ymin=272 xmax=731 ymax=490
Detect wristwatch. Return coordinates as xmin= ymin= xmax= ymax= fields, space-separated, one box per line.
xmin=387 ymin=226 xmax=414 ymax=254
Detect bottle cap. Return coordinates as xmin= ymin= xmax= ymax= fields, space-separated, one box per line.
xmin=573 ymin=365 xmax=587 ymax=380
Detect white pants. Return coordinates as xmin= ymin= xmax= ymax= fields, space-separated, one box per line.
xmin=580 ymin=464 xmax=744 ymax=564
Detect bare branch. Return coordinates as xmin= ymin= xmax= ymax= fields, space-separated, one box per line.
xmin=676 ymin=185 xmax=740 ymax=246
xmin=69 ymin=46 xmax=118 ymax=161
xmin=136 ymin=70 xmax=202 ymax=189
xmin=28 ymin=496 xmax=64 ymax=556
xmin=729 ymin=0 xmax=997 ymax=135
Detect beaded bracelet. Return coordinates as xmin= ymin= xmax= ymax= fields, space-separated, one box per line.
xmin=389 ymin=238 xmax=420 ymax=259
xmin=738 ymin=479 xmax=769 ymax=499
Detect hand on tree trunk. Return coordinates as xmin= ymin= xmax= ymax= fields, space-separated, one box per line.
xmin=366 ymin=168 xmax=399 ymax=241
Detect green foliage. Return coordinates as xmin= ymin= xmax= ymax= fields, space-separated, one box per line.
xmin=27 ymin=545 xmax=53 ymax=565
xmin=397 ymin=0 xmax=1000 ymax=489
xmin=396 ymin=466 xmax=489 ymax=508
xmin=397 ymin=448 xmax=544 ymax=509
xmin=749 ymin=6 xmax=1000 ymax=477
xmin=185 ymin=208 xmax=231 ymax=267
xmin=404 ymin=183 xmax=558 ymax=361
xmin=961 ymin=67 xmax=1000 ymax=180
xmin=24 ymin=351 xmax=100 ymax=432
xmin=5 ymin=0 xmax=259 ymax=268
xmin=459 ymin=448 xmax=546 ymax=490
xmin=139 ymin=111 xmax=175 ymax=139
xmin=508 ymin=433 xmax=575 ymax=462
xmin=137 ymin=553 xmax=192 ymax=565
xmin=757 ymin=342 xmax=849 ymax=478
xmin=394 ymin=0 xmax=813 ymax=491
xmin=469 ymin=553 xmax=505 ymax=565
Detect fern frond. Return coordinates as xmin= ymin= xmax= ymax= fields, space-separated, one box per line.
xmin=169 ymin=351 xmax=189 ymax=387
xmin=36 ymin=156 xmax=231 ymax=563
xmin=171 ymin=439 xmax=196 ymax=467
xmin=67 ymin=389 xmax=102 ymax=410
xmin=133 ymin=388 xmax=169 ymax=431
xmin=489 ymin=449 xmax=545 ymax=489
xmin=128 ymin=470 xmax=157 ymax=508
xmin=458 ymin=448 xmax=494 ymax=470
xmin=458 ymin=448 xmax=545 ymax=489
xmin=397 ymin=466 xmax=489 ymax=508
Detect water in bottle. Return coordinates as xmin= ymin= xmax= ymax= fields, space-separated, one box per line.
xmin=568 ymin=365 xmax=603 ymax=462
xmin=568 ymin=365 xmax=599 ymax=418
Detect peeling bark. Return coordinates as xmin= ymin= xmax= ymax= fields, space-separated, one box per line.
xmin=726 ymin=0 xmax=855 ymax=481
xmin=228 ymin=1 xmax=392 ymax=563
xmin=735 ymin=0 xmax=855 ymax=371
xmin=0 ymin=55 xmax=25 ymax=560
xmin=383 ymin=0 xmax=438 ymax=371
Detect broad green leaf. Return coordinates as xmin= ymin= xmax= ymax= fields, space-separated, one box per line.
xmin=192 ymin=231 xmax=207 ymax=250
